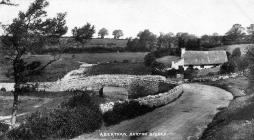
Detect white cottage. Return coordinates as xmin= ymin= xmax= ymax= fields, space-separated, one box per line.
xmin=159 ymin=48 xmax=228 ymax=70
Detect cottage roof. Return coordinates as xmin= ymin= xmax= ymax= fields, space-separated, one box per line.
xmin=183 ymin=50 xmax=228 ymax=66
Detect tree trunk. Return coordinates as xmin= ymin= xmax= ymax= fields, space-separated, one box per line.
xmin=11 ymin=93 xmax=19 ymax=127
xmin=11 ymin=84 xmax=19 ymax=128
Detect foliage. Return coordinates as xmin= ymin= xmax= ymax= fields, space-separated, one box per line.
xmin=98 ymin=28 xmax=108 ymax=39
xmin=184 ymin=68 xmax=198 ymax=80
xmin=72 ymin=23 xmax=95 ymax=43
xmin=220 ymin=61 xmax=236 ymax=74
xmin=7 ymin=91 xmax=103 ymax=139
xmin=103 ymin=100 xmax=154 ymax=126
xmin=225 ymin=24 xmax=245 ymax=42
xmin=0 ymin=123 xmax=9 ymax=134
xmin=1 ymin=0 xmax=68 ymax=126
xmin=112 ymin=29 xmax=123 ymax=39
xmin=231 ymin=48 xmax=241 ymax=58
xmin=86 ymin=63 xmax=151 ymax=76
xmin=0 ymin=87 xmax=6 ymax=92
xmin=157 ymin=32 xmax=175 ymax=49
xmin=144 ymin=52 xmax=156 ymax=66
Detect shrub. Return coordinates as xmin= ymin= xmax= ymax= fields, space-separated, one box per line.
xmin=184 ymin=69 xmax=198 ymax=80
xmin=220 ymin=61 xmax=236 ymax=74
xmin=144 ymin=53 xmax=156 ymax=66
xmin=166 ymin=68 xmax=177 ymax=77
xmin=0 ymin=87 xmax=6 ymax=92
xmin=128 ymin=79 xmax=158 ymax=99
xmin=103 ymin=100 xmax=154 ymax=126
xmin=7 ymin=91 xmax=103 ymax=139
xmin=0 ymin=123 xmax=9 ymax=135
xmin=122 ymin=59 xmax=129 ymax=63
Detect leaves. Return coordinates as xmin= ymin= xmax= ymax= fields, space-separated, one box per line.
xmin=72 ymin=23 xmax=95 ymax=43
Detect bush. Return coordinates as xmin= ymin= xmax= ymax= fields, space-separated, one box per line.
xmin=128 ymin=79 xmax=158 ymax=99
xmin=0 ymin=123 xmax=9 ymax=135
xmin=184 ymin=69 xmax=198 ymax=80
xmin=0 ymin=87 xmax=6 ymax=92
xmin=103 ymin=100 xmax=154 ymax=126
xmin=144 ymin=53 xmax=156 ymax=66
xmin=7 ymin=91 xmax=103 ymax=139
xmin=220 ymin=61 xmax=236 ymax=74
xmin=122 ymin=59 xmax=129 ymax=63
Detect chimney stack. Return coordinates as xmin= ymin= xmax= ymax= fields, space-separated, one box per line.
xmin=181 ymin=48 xmax=186 ymax=58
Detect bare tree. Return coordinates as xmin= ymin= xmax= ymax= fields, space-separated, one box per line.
xmin=1 ymin=0 xmax=68 ymax=127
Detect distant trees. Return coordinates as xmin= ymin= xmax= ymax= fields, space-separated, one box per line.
xmin=0 ymin=0 xmax=17 ymax=5
xmin=1 ymin=0 xmax=68 ymax=127
xmin=137 ymin=29 xmax=157 ymax=51
xmin=72 ymin=23 xmax=95 ymax=43
xmin=157 ymin=32 xmax=174 ymax=49
xmin=98 ymin=28 xmax=108 ymax=39
xmin=112 ymin=29 xmax=123 ymax=39
xmin=225 ymin=24 xmax=245 ymax=42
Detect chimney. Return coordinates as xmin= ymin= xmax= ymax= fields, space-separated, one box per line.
xmin=181 ymin=48 xmax=186 ymax=58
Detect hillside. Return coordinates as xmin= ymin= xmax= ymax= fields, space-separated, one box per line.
xmin=45 ymin=37 xmax=128 ymax=49
xmin=209 ymin=44 xmax=254 ymax=55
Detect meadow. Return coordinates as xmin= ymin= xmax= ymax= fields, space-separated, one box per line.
xmin=210 ymin=44 xmax=254 ymax=55
xmin=0 ymin=52 xmax=148 ymax=82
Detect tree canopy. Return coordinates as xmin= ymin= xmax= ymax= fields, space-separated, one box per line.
xmin=98 ymin=28 xmax=108 ymax=39
xmin=72 ymin=23 xmax=95 ymax=43
xmin=112 ymin=29 xmax=123 ymax=39
xmin=1 ymin=0 xmax=68 ymax=127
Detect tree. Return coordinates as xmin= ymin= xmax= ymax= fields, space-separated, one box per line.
xmin=98 ymin=28 xmax=108 ymax=39
xmin=137 ymin=29 xmax=157 ymax=51
xmin=1 ymin=0 xmax=68 ymax=127
xmin=247 ymin=24 xmax=254 ymax=35
xmin=112 ymin=29 xmax=123 ymax=39
xmin=157 ymin=32 xmax=174 ymax=49
xmin=72 ymin=23 xmax=95 ymax=43
xmin=226 ymin=24 xmax=245 ymax=41
xmin=231 ymin=48 xmax=241 ymax=58
xmin=0 ymin=0 xmax=18 ymax=6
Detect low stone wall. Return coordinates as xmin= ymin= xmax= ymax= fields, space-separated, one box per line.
xmin=40 ymin=74 xmax=168 ymax=92
xmin=191 ymin=72 xmax=241 ymax=82
xmin=100 ymin=85 xmax=183 ymax=114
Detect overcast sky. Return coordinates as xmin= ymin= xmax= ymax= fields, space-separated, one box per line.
xmin=1 ymin=0 xmax=254 ymax=38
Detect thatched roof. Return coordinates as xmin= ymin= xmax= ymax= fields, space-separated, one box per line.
xmin=183 ymin=50 xmax=228 ymax=66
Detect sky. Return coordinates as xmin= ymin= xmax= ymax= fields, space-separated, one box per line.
xmin=1 ymin=0 xmax=254 ymax=38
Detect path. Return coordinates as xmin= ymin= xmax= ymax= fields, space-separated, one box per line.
xmin=73 ymin=83 xmax=233 ymax=140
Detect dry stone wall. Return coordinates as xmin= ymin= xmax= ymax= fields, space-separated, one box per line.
xmin=100 ymin=85 xmax=183 ymax=114
xmin=38 ymin=74 xmax=168 ymax=92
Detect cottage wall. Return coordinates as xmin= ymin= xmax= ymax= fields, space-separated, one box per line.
xmin=171 ymin=59 xmax=184 ymax=69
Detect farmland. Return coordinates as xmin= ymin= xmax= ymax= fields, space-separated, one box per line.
xmin=209 ymin=44 xmax=254 ymax=55
xmin=0 ymin=52 xmax=148 ymax=82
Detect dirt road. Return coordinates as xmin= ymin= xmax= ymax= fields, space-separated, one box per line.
xmin=73 ymin=83 xmax=233 ymax=140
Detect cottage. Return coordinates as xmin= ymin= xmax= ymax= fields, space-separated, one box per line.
xmin=161 ymin=48 xmax=228 ymax=70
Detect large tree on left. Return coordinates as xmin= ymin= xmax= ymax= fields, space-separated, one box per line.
xmin=1 ymin=0 xmax=68 ymax=127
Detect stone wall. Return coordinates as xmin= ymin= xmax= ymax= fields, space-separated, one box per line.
xmin=40 ymin=74 xmax=168 ymax=92
xmin=100 ymin=85 xmax=183 ymax=114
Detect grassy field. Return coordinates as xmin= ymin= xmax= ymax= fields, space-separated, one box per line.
xmin=86 ymin=63 xmax=151 ymax=76
xmin=210 ymin=44 xmax=254 ymax=55
xmin=45 ymin=38 xmax=128 ymax=49
xmin=0 ymin=52 xmax=148 ymax=82
xmin=200 ymin=76 xmax=254 ymax=140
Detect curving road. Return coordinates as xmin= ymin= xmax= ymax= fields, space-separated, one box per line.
xmin=73 ymin=84 xmax=233 ymax=140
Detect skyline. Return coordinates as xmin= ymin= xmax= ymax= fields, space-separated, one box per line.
xmin=1 ymin=0 xmax=254 ymax=38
